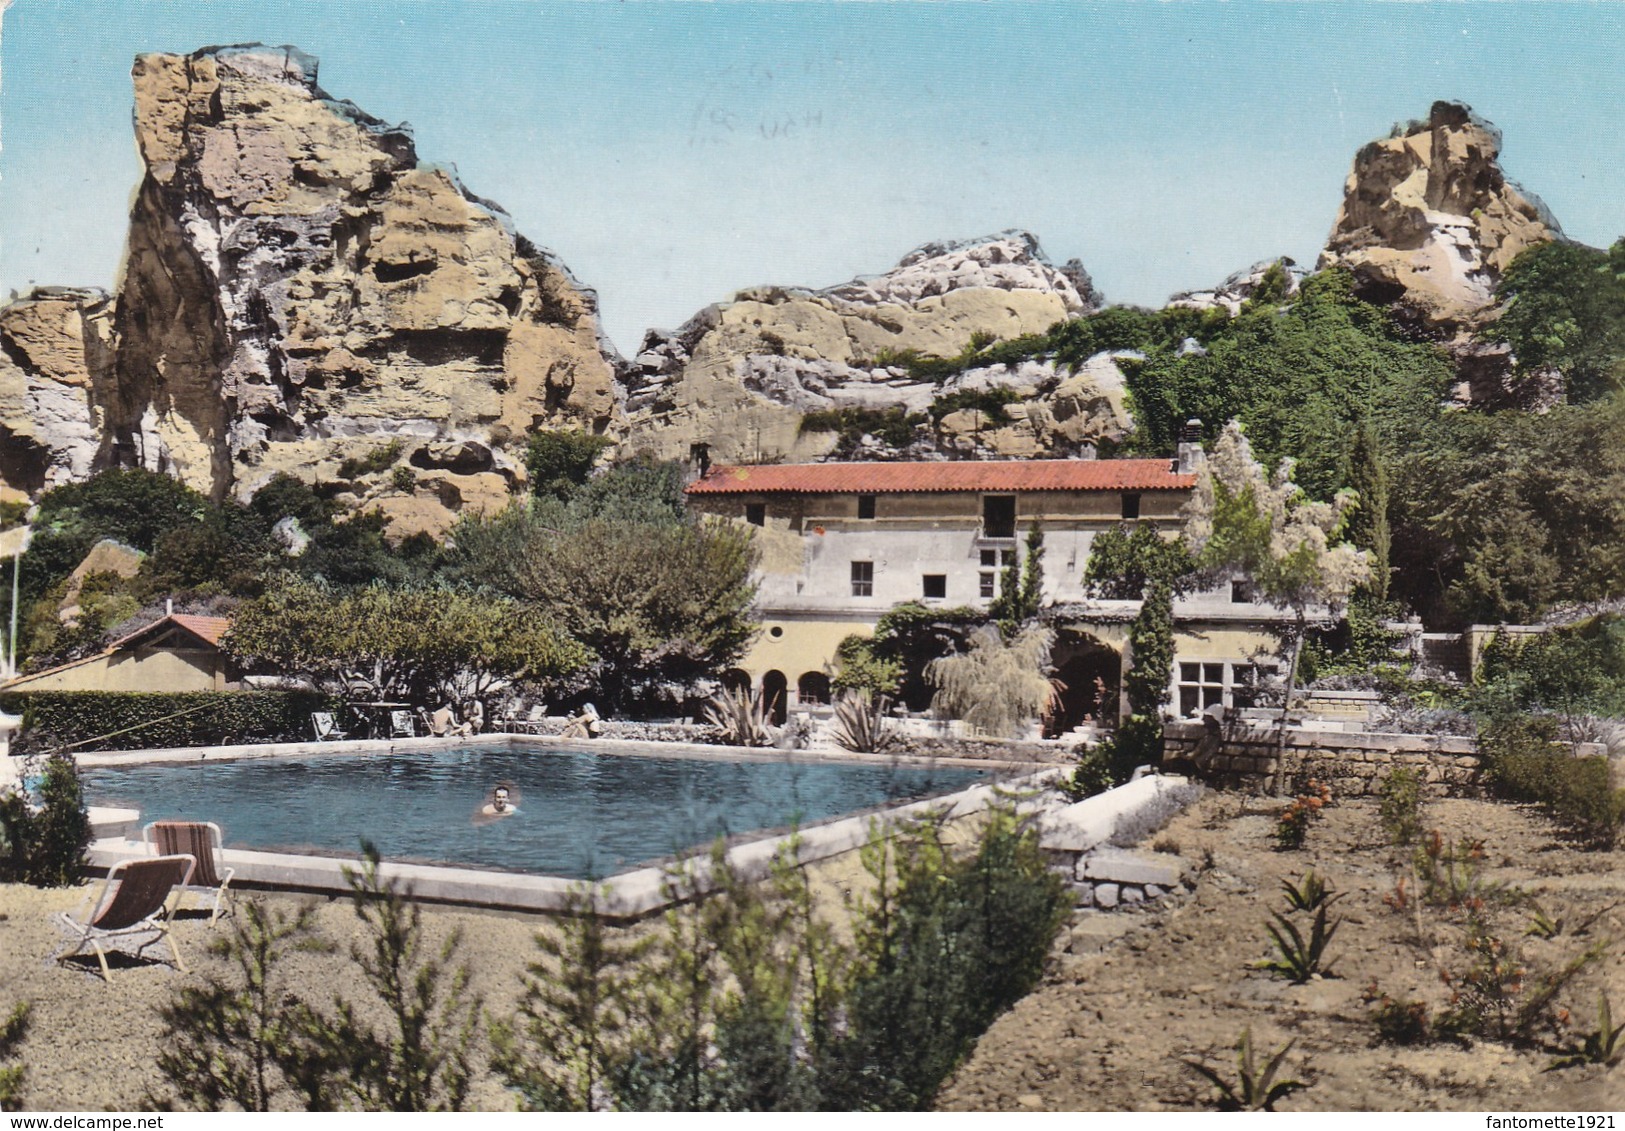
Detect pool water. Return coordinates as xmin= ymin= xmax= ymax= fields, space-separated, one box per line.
xmin=83 ymin=746 xmax=986 ymax=880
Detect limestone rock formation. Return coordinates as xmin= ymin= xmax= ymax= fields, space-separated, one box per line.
xmin=623 ymin=230 xmax=1123 ymax=463
xmin=1167 ymin=258 xmax=1306 ymax=316
xmin=100 ymin=45 xmax=619 ymax=533
xmin=1318 ymin=101 xmax=1560 ymax=335
xmin=0 ymin=289 xmax=113 ymax=502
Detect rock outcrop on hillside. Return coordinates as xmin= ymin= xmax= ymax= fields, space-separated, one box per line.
xmin=622 ymin=231 xmax=1129 ymax=463
xmin=98 ymin=45 xmax=620 ymax=534
xmin=0 ymin=289 xmax=113 ymax=502
xmin=1318 ymin=100 xmax=1560 ymax=336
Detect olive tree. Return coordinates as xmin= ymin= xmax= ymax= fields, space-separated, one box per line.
xmin=1183 ymin=421 xmax=1370 ymax=792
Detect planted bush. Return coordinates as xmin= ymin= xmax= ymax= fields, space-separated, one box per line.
xmin=1378 ymin=767 xmax=1423 ymax=846
xmin=2 ymin=691 xmax=340 ymax=754
xmin=1478 ymin=716 xmax=1625 ymax=848
xmin=0 ymin=755 xmax=91 ymax=887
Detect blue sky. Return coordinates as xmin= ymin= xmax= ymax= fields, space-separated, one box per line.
xmin=3 ymin=1 xmax=1624 ymax=354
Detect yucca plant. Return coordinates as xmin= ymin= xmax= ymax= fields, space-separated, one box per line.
xmin=702 ymin=686 xmax=773 ymax=747
xmin=1524 ymin=901 xmax=1564 ymax=939
xmin=1183 ymin=1028 xmax=1306 ymax=1111
xmin=1280 ymin=870 xmax=1342 ymax=914
xmin=1546 ymin=993 xmax=1625 ymax=1070
xmin=829 ymin=690 xmax=901 ymax=754
xmin=1255 ymin=905 xmax=1340 ymax=983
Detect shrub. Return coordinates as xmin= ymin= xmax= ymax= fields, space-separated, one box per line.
xmin=1369 ymin=995 xmax=1432 ymax=1045
xmin=0 ymin=755 xmax=91 ymax=887
xmin=797 ymin=407 xmax=924 ymax=452
xmin=337 ymin=439 xmax=405 ymax=481
xmin=152 ymin=900 xmax=340 ymax=1111
xmin=1 ymin=691 xmax=341 ymax=753
xmin=1273 ymin=781 xmax=1331 ymax=851
xmin=925 ymin=387 xmax=1023 ymax=426
xmin=1060 ymin=744 xmax=1114 ymax=801
xmin=0 ymin=1002 xmax=29 ymax=1110
xmin=524 ymin=431 xmax=613 ymax=500
xmin=1183 ymin=1028 xmax=1306 ymax=1111
xmin=1378 ymin=767 xmax=1423 ymax=846
xmin=1478 ymin=715 xmax=1625 ymax=848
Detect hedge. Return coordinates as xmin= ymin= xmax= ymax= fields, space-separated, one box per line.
xmin=0 ymin=690 xmax=341 ymax=754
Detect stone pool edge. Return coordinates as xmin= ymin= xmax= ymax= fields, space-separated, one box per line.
xmin=84 ymin=765 xmax=1063 ymax=921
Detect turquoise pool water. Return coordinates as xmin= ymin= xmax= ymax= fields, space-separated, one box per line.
xmin=83 ymin=746 xmax=986 ymax=879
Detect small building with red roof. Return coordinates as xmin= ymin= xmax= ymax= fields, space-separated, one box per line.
xmin=0 ymin=613 xmax=241 ymax=694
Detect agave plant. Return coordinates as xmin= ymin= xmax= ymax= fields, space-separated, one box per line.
xmin=1183 ymin=1028 xmax=1306 ymax=1111
xmin=830 ymin=689 xmax=902 ymax=754
xmin=702 ymin=686 xmax=773 ymax=747
xmin=1255 ymin=905 xmax=1340 ymax=984
xmin=1546 ymin=992 xmax=1625 ymax=1070
xmin=1280 ymin=870 xmax=1343 ymax=914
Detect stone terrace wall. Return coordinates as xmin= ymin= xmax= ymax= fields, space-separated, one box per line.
xmin=1162 ymin=719 xmax=1486 ymax=799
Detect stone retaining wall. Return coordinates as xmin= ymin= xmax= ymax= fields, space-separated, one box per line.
xmin=1162 ymin=719 xmax=1486 ymax=798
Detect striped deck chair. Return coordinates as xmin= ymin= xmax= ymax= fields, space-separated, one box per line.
xmin=54 ymin=855 xmax=195 ymax=982
xmin=390 ymin=710 xmax=416 ymax=738
xmin=144 ymin=821 xmax=235 ymax=926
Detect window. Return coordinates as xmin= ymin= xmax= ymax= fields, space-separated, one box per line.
xmin=1121 ymin=493 xmax=1141 ymax=520
xmin=978 ymin=548 xmax=1014 ymax=599
xmin=922 ymin=574 xmax=946 ymax=599
xmin=857 ymin=494 xmax=876 ymax=520
xmin=1176 ymin=661 xmax=1264 ymax=716
xmin=1230 ymin=579 xmax=1255 ymax=603
xmin=851 ymin=561 xmax=874 ymax=597
xmin=982 ymin=495 xmax=1016 ymax=539
xmin=745 ymin=503 xmax=765 ymax=527
xmin=979 ymin=573 xmax=997 ymax=599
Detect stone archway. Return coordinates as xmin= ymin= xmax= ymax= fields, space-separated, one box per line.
xmin=797 ymin=670 xmax=831 ymax=707
xmin=1047 ymin=630 xmax=1122 ymax=737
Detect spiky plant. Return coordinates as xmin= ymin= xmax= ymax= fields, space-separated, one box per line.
xmin=829 ymin=690 xmax=901 ymax=754
xmin=1256 ymin=905 xmax=1340 ymax=983
xmin=1183 ymin=1028 xmax=1306 ymax=1111
xmin=1546 ymin=993 xmax=1625 ymax=1070
xmin=1280 ymin=870 xmax=1342 ymax=914
xmin=703 ymin=686 xmax=773 ymax=747
xmin=924 ymin=623 xmax=1059 ymax=739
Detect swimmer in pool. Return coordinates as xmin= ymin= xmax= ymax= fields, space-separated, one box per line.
xmin=474 ymin=782 xmax=520 ymax=823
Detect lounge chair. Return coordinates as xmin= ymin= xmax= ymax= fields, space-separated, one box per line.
xmin=143 ymin=820 xmax=235 ymax=926
xmin=389 ymin=710 xmax=416 ymax=738
xmin=311 ymin=711 xmax=349 ymax=741
xmin=54 ymin=854 xmax=195 ymax=981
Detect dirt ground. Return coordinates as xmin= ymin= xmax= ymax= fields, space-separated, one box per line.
xmin=2 ymin=792 xmax=1622 ymax=1111
xmin=941 ymin=793 xmax=1625 ymax=1112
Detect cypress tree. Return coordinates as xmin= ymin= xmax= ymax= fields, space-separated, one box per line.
xmin=1345 ymin=422 xmax=1391 ymax=603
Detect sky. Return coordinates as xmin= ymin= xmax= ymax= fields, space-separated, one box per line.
xmin=2 ymin=1 xmax=1624 ymax=356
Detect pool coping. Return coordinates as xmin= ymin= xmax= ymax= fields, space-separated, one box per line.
xmin=78 ymin=735 xmax=1060 ymax=920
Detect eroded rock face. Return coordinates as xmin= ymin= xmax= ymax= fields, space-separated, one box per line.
xmin=101 ymin=45 xmax=619 ymax=531
xmin=1318 ymin=101 xmax=1560 ymax=335
xmin=623 ymin=230 xmax=1123 ymax=462
xmin=0 ymin=289 xmax=114 ymax=502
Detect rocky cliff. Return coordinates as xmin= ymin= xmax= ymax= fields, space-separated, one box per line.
xmin=99 ymin=45 xmax=620 ymax=535
xmin=622 ymin=230 xmax=1129 ymax=463
xmin=0 ymin=289 xmax=113 ymax=503
xmin=1318 ymin=100 xmax=1560 ymax=336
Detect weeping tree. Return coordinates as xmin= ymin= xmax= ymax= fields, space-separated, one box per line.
xmin=1182 ymin=421 xmax=1370 ymax=793
xmin=924 ymin=624 xmax=1059 ymax=739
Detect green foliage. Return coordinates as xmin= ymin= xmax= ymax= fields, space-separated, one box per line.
xmin=0 ymin=500 xmax=27 ymax=531
xmin=1095 ymin=715 xmax=1164 ymax=785
xmin=987 ymin=522 xmax=1044 ymax=633
xmin=524 ymin=430 xmax=613 ymax=500
xmin=153 ymin=900 xmax=340 ymax=1112
xmin=1279 ymin=870 xmax=1341 ymax=914
xmin=1255 ymin=905 xmax=1340 ymax=983
xmin=492 ymin=887 xmax=649 ymax=1111
xmin=797 ymin=407 xmax=924 ymax=452
xmin=0 ymin=755 xmax=90 ymax=887
xmin=926 ymin=623 xmax=1056 ymax=739
xmin=829 ymin=689 xmax=901 ymax=754
xmin=1183 ymin=1028 xmax=1306 ymax=1112
xmin=830 ymin=635 xmax=902 ymax=697
xmin=1438 ymin=922 xmax=1609 ymax=1045
xmin=390 ymin=466 xmax=415 ymax=494
xmin=1123 ymin=579 xmax=1175 ymax=717
xmin=223 ymin=579 xmax=587 ymax=709
xmin=1378 ymin=767 xmax=1424 ymax=847
xmin=1477 ymin=716 xmax=1625 ymax=849
xmin=1410 ymin=831 xmax=1507 ymax=911
xmin=1492 ymin=237 xmax=1625 ymax=404
xmin=1369 ymin=995 xmax=1433 ymax=1045
xmin=337 ymin=439 xmax=405 ymax=481
xmin=1344 ymin=422 xmax=1392 ymax=602
xmin=1546 ymin=993 xmax=1625 ymax=1070
xmin=331 ymin=844 xmax=481 ymax=1111
xmin=831 ymin=601 xmax=988 ymax=713
xmin=925 ymin=386 xmax=1022 ymax=426
xmin=1 ymin=690 xmax=337 ymax=753
xmin=1060 ymin=743 xmax=1115 ymax=801
xmin=1469 ymin=616 xmax=1625 ymax=722
xmin=0 ymin=1001 xmax=29 ymax=1111
xmin=1082 ymin=521 xmax=1196 ymax=600
xmin=701 ymin=686 xmax=773 ymax=747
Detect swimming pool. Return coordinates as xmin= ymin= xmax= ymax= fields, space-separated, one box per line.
xmin=82 ymin=745 xmax=987 ymax=880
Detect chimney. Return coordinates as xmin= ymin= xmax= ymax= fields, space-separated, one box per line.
xmin=165 ymin=598 xmax=174 ymax=617
xmin=1176 ymin=419 xmax=1205 ymax=475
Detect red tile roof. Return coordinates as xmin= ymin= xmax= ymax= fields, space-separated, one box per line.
xmin=111 ymin=613 xmax=233 ymax=651
xmin=686 ymin=459 xmax=1196 ymax=496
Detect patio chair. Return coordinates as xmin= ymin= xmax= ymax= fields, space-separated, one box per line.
xmin=54 ymin=854 xmax=195 ymax=982
xmin=143 ymin=820 xmax=235 ymax=926
xmin=311 ymin=711 xmax=349 ymax=741
xmin=390 ymin=710 xmax=416 ymax=738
